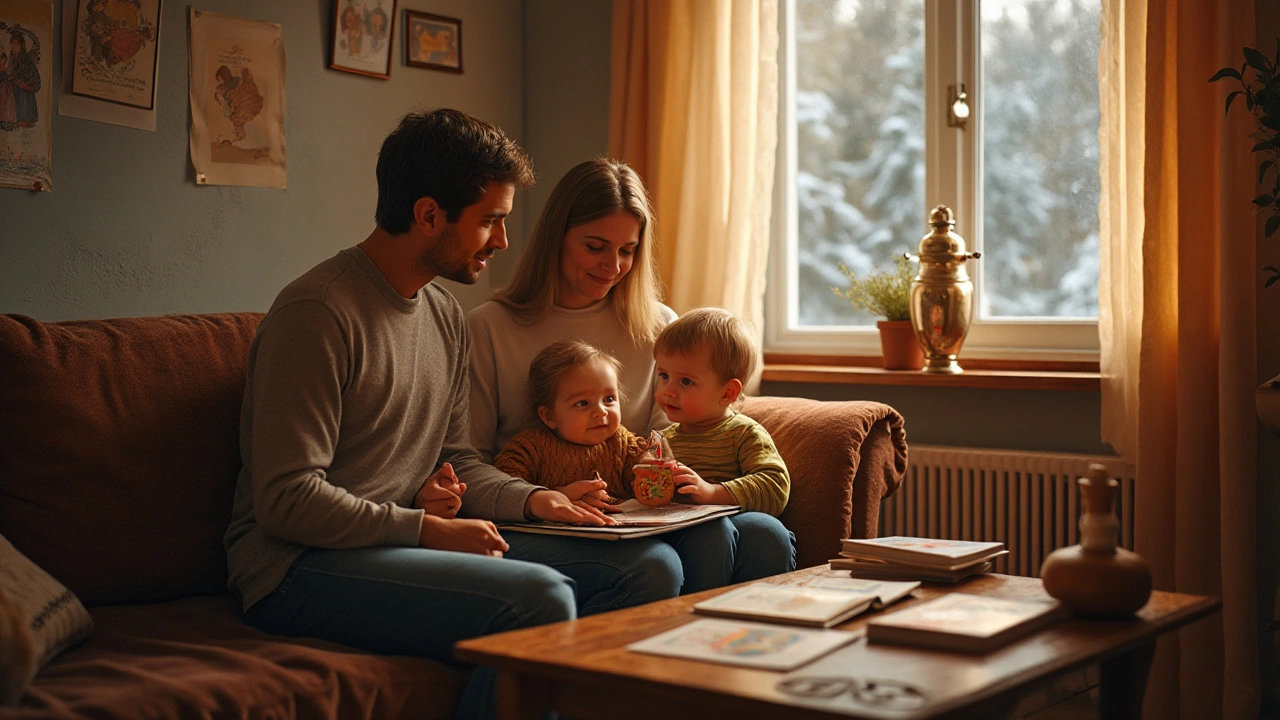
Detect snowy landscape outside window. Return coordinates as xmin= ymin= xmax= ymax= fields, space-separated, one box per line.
xmin=770 ymin=0 xmax=1102 ymax=358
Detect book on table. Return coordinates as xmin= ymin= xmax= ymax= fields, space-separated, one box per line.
xmin=829 ymin=557 xmax=997 ymax=583
xmin=692 ymin=577 xmax=920 ymax=628
xmin=626 ymin=617 xmax=858 ymax=671
xmin=840 ymin=536 xmax=1007 ymax=569
xmin=866 ymin=592 xmax=1064 ymax=653
xmin=498 ymin=499 xmax=739 ymax=540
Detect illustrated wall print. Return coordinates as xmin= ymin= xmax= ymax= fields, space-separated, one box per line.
xmin=405 ymin=11 xmax=460 ymax=73
xmin=0 ymin=1 xmax=52 ymax=192
xmin=57 ymin=0 xmax=158 ymax=130
xmin=187 ymin=8 xmax=285 ymax=189
xmin=329 ymin=0 xmax=395 ymax=79
xmin=71 ymin=0 xmax=161 ymax=110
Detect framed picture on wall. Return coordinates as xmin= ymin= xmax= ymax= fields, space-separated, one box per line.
xmin=329 ymin=0 xmax=396 ymax=79
xmin=70 ymin=0 xmax=162 ymax=109
xmin=405 ymin=11 xmax=461 ymax=73
xmin=0 ymin=0 xmax=54 ymax=192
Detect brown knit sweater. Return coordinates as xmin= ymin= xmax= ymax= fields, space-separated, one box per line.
xmin=493 ymin=426 xmax=651 ymax=500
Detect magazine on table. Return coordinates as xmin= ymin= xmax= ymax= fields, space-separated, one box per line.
xmin=626 ymin=617 xmax=858 ymax=671
xmin=692 ymin=578 xmax=920 ymax=628
xmin=499 ymin=499 xmax=739 ymax=540
xmin=866 ymin=592 xmax=1064 ymax=653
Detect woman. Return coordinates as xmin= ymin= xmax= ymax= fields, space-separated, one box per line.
xmin=468 ymin=158 xmax=671 ymax=462
xmin=468 ymin=158 xmax=795 ymax=593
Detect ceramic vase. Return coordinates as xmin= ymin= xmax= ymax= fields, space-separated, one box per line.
xmin=1040 ymin=463 xmax=1152 ymax=619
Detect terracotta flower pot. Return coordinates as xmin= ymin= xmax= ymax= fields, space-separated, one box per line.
xmin=877 ymin=320 xmax=924 ymax=371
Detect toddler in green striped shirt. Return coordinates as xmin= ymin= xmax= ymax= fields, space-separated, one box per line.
xmin=653 ymin=308 xmax=792 ymax=517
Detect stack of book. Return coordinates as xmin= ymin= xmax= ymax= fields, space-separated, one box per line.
xmin=830 ymin=536 xmax=1008 ymax=582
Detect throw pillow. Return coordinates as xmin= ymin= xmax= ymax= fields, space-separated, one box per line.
xmin=0 ymin=534 xmax=93 ymax=704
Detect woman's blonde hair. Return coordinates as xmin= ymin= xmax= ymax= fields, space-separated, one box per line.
xmin=527 ymin=339 xmax=625 ymax=424
xmin=493 ymin=157 xmax=665 ymax=346
xmin=653 ymin=307 xmax=758 ymax=385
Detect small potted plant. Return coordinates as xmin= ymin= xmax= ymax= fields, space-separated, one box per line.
xmin=831 ymin=255 xmax=924 ymax=370
xmin=1211 ymin=40 xmax=1280 ymax=287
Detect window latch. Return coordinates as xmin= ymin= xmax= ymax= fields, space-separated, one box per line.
xmin=948 ymin=83 xmax=970 ymax=129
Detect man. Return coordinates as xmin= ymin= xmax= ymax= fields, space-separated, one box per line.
xmin=225 ymin=109 xmax=682 ymax=719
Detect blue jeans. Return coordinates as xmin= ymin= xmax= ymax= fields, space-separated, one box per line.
xmin=245 ymin=536 xmax=683 ymax=720
xmin=665 ymin=512 xmax=797 ymax=593
xmin=244 ymin=514 xmax=794 ymax=719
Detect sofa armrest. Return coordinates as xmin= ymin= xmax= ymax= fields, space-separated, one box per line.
xmin=741 ymin=396 xmax=908 ymax=569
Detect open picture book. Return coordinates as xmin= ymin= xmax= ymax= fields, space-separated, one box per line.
xmin=499 ymin=499 xmax=739 ymax=540
xmin=692 ymin=577 xmax=920 ymax=628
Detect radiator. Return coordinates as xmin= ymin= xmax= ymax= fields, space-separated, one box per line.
xmin=878 ymin=445 xmax=1136 ymax=577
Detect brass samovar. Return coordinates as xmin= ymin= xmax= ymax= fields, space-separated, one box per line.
xmin=905 ymin=205 xmax=980 ymax=374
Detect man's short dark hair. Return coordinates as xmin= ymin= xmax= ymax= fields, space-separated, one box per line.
xmin=374 ymin=108 xmax=535 ymax=234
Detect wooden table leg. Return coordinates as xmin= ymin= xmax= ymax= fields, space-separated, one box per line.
xmin=496 ymin=669 xmax=553 ymax=720
xmin=1098 ymin=641 xmax=1156 ymax=720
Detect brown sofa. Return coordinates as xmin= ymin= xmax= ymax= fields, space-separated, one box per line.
xmin=0 ymin=312 xmax=907 ymax=719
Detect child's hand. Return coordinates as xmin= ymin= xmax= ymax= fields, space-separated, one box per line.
xmin=560 ymin=474 xmax=625 ymax=512
xmin=415 ymin=462 xmax=467 ymax=519
xmin=672 ymin=463 xmax=734 ymax=505
xmin=526 ymin=489 xmax=618 ymax=526
xmin=559 ymin=478 xmax=605 ymax=502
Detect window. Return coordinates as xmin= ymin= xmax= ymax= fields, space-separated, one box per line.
xmin=766 ymin=0 xmax=1102 ymax=361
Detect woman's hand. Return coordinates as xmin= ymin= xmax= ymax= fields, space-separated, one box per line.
xmin=415 ymin=462 xmax=466 ymax=519
xmin=525 ymin=489 xmax=617 ymax=525
xmin=672 ymin=463 xmax=734 ymax=505
xmin=418 ymin=515 xmax=508 ymax=557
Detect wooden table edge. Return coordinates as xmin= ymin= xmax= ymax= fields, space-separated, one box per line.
xmin=455 ymin=587 xmax=1223 ymax=720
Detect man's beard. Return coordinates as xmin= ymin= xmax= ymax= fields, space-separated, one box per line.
xmin=420 ymin=222 xmax=487 ymax=285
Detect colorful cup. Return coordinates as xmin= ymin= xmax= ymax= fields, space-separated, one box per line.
xmin=632 ymin=461 xmax=676 ymax=507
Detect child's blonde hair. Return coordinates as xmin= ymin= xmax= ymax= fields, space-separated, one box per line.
xmin=527 ymin=339 xmax=625 ymax=424
xmin=653 ymin=307 xmax=757 ymax=384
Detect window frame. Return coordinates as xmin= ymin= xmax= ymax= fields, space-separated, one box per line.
xmin=765 ymin=0 xmax=1100 ymax=363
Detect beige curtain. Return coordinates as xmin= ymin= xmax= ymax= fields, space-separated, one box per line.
xmin=608 ymin=0 xmax=778 ymax=340
xmin=1099 ymin=0 xmax=1259 ymax=716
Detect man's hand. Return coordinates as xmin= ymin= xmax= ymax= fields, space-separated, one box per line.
xmin=415 ymin=462 xmax=467 ymax=519
xmin=525 ymin=489 xmax=617 ymax=525
xmin=559 ymin=476 xmax=625 ymax=512
xmin=418 ymin=514 xmax=508 ymax=556
xmin=672 ymin=463 xmax=734 ymax=505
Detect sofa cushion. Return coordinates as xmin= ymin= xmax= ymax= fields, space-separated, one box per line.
xmin=0 ymin=533 xmax=94 ymax=703
xmin=4 ymin=595 xmax=463 ymax=719
xmin=742 ymin=396 xmax=907 ymax=568
xmin=0 ymin=313 xmax=263 ymax=606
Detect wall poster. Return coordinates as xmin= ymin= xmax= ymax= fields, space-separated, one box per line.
xmin=71 ymin=0 xmax=162 ymax=110
xmin=0 ymin=0 xmax=53 ymax=192
xmin=187 ymin=8 xmax=285 ymax=188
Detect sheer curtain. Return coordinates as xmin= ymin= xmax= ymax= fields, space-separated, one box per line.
xmin=1099 ymin=0 xmax=1259 ymax=716
xmin=607 ymin=0 xmax=778 ymax=341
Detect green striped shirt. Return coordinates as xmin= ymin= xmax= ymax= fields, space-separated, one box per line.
xmin=661 ymin=412 xmax=790 ymax=516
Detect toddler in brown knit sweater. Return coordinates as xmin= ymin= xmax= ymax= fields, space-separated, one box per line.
xmin=493 ymin=339 xmax=653 ymax=511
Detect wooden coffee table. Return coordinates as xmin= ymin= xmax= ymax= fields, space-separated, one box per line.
xmin=455 ymin=567 xmax=1220 ymax=720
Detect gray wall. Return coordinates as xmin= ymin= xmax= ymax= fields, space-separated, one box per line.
xmin=0 ymin=0 xmax=525 ymax=320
